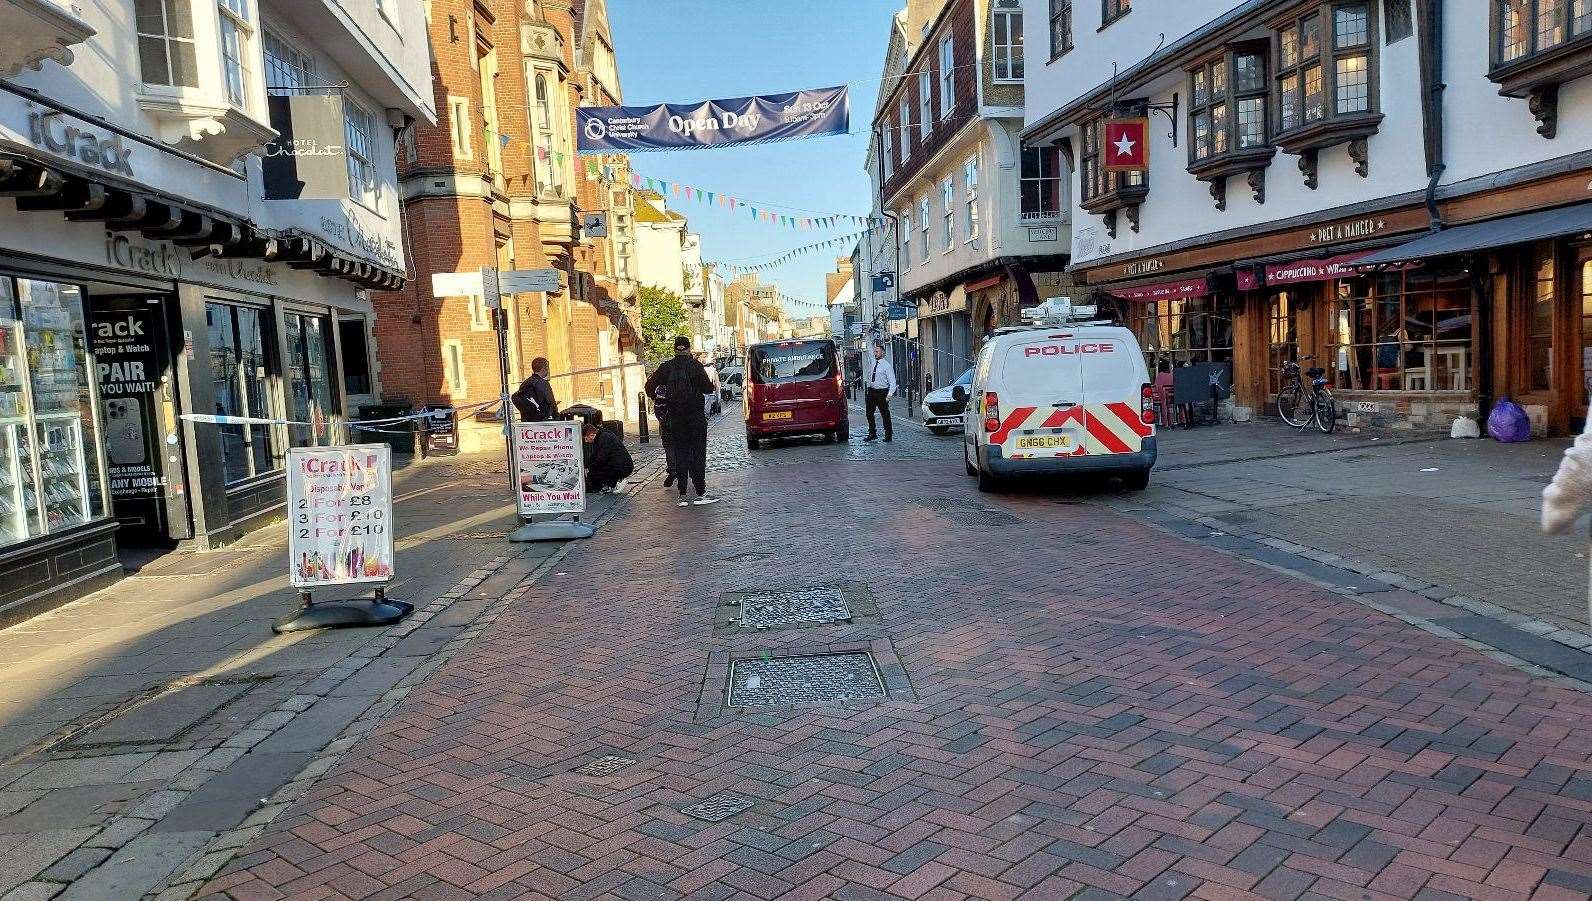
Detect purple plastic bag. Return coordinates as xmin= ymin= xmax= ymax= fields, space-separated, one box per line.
xmin=1487 ymin=396 xmax=1531 ymax=442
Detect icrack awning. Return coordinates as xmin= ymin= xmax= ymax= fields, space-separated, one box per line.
xmin=1109 ymin=276 xmax=1210 ymax=302
xmin=1353 ymin=202 xmax=1592 ymax=267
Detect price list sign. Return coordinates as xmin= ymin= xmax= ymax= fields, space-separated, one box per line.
xmin=287 ymin=444 xmax=394 ymax=588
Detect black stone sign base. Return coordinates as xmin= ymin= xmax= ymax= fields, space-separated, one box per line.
xmin=272 ymin=588 xmax=413 ymax=634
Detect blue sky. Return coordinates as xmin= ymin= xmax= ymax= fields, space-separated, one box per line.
xmin=606 ymin=0 xmax=900 ymax=318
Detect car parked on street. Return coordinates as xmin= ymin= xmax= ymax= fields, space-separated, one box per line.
xmin=963 ymin=303 xmax=1156 ymax=492
xmin=744 ymin=338 xmax=847 ymax=448
xmin=719 ymin=365 xmax=744 ymax=401
xmin=921 ymin=367 xmax=973 ymax=434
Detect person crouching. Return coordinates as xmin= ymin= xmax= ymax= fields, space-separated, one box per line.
xmin=583 ymin=421 xmax=633 ymax=493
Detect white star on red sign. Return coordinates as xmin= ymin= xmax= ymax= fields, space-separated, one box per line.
xmin=1113 ymin=134 xmax=1137 ymax=158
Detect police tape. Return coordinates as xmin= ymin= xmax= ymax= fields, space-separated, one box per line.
xmin=180 ymin=396 xmax=509 ymax=429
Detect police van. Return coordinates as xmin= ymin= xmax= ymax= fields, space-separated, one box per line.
xmin=961 ymin=300 xmax=1157 ymax=492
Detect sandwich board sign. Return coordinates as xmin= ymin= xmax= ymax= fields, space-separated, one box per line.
xmin=287 ymin=444 xmax=394 ymax=588
xmin=515 ymin=421 xmax=585 ymax=516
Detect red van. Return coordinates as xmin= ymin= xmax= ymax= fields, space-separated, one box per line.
xmin=744 ymin=339 xmax=848 ymax=448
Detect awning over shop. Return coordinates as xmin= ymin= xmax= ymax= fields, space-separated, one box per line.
xmin=1109 ymin=276 xmax=1210 ymax=302
xmin=1238 ymin=250 xmax=1414 ymax=289
xmin=1353 ymin=202 xmax=1592 ymax=267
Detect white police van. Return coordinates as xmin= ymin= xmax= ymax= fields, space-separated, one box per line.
xmin=961 ymin=300 xmax=1157 ymax=492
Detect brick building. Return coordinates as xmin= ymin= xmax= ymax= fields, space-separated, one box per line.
xmin=372 ymin=0 xmax=641 ymax=450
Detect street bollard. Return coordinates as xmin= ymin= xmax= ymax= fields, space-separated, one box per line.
xmin=638 ymin=391 xmax=650 ymax=443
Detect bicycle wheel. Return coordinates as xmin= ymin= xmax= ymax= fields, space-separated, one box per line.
xmin=1277 ymin=385 xmax=1308 ymax=427
xmin=1314 ymin=390 xmax=1336 ymax=433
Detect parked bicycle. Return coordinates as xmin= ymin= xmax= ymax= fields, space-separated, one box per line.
xmin=1276 ymin=356 xmax=1337 ymax=433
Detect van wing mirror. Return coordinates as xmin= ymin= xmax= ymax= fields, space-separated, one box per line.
xmin=952 ymin=385 xmax=968 ymax=403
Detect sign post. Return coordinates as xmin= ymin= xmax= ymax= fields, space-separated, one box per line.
xmin=274 ymin=444 xmax=411 ymax=633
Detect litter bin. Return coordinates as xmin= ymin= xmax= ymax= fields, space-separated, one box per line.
xmin=354 ymin=403 xmax=416 ymax=454
xmin=563 ymin=403 xmax=603 ymax=430
xmin=418 ymin=404 xmax=458 ymax=457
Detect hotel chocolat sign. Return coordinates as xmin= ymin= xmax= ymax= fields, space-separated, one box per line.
xmin=262 ymin=93 xmax=349 ymax=201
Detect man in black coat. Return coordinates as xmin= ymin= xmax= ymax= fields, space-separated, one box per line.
xmin=646 ymin=336 xmax=716 ymax=506
xmin=511 ymin=357 xmax=559 ymax=422
xmin=582 ymin=422 xmax=633 ymax=492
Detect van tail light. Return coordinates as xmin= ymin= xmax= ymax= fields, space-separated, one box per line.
xmin=982 ymin=391 xmax=1000 ymax=433
xmin=1140 ymin=383 xmax=1156 ymax=426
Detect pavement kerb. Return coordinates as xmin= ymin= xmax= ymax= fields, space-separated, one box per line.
xmin=1111 ymin=503 xmax=1592 ymax=694
xmin=8 ymin=459 xmax=667 ymax=901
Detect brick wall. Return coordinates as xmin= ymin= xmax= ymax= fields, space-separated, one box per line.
xmin=879 ymin=0 xmax=977 ymax=203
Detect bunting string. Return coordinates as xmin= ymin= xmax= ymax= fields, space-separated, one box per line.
xmin=709 ymin=229 xmax=868 ymax=275
xmin=623 ymin=172 xmax=879 ymax=233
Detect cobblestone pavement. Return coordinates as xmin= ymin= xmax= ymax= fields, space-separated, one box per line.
xmin=0 ymin=435 xmax=662 ymax=901
xmin=201 ymin=413 xmax=1592 ymax=901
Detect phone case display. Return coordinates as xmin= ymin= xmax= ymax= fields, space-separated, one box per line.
xmin=35 ymin=416 xmax=88 ymax=531
xmin=0 ymin=421 xmax=32 ymax=544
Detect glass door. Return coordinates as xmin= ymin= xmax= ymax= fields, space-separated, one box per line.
xmin=1267 ymin=291 xmax=1299 ymax=399
xmin=1577 ymin=250 xmax=1592 ymax=430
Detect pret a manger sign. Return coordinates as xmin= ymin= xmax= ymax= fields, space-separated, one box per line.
xmin=287 ymin=445 xmax=394 ymax=588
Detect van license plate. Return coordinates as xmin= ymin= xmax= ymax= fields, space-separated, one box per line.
xmin=1016 ymin=435 xmax=1070 ymax=449
xmin=762 ymin=411 xmax=793 ymax=421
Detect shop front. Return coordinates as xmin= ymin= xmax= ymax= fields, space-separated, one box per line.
xmin=0 ymin=113 xmax=402 ymax=624
xmin=916 ymin=285 xmax=974 ymax=390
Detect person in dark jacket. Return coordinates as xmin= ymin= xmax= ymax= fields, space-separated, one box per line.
xmin=646 ymin=336 xmax=716 ymax=506
xmin=582 ymin=422 xmax=633 ymax=492
xmin=511 ymin=357 xmax=559 ymax=422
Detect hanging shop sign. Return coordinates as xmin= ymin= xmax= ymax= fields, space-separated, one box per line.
xmin=287 ymin=444 xmax=394 ymax=588
xmin=576 ymin=85 xmax=849 ymax=153
xmin=1103 ymin=118 xmax=1149 ymax=172
xmin=515 ymin=421 xmax=585 ymax=516
xmin=1109 ymin=276 xmax=1210 ymax=302
xmin=262 ymin=94 xmax=349 ymax=201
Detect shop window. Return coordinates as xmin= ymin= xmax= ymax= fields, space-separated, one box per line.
xmin=993 ymin=0 xmax=1024 ymax=82
xmin=1330 ymin=269 xmax=1472 ymax=393
xmin=1580 ymin=256 xmax=1592 ymax=409
xmin=1049 ymin=0 xmax=1072 ymax=59
xmin=0 ymin=278 xmax=110 ymax=544
xmin=1529 ymin=243 xmax=1555 ymax=391
xmin=1267 ymin=291 xmax=1300 ymax=396
xmin=136 ymin=0 xmax=199 ymax=88
xmin=1131 ymin=297 xmax=1233 ymax=372
xmin=284 ymin=312 xmax=337 ymax=447
xmin=344 ymin=100 xmax=380 ymax=209
xmin=206 ymin=302 xmax=277 ymax=483
xmin=1102 ymin=0 xmax=1131 ymax=27
xmin=338 ymin=318 xmax=372 ymax=397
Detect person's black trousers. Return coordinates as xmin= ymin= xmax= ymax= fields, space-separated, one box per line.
xmin=865 ymin=387 xmax=893 ymax=440
xmin=671 ymin=418 xmax=708 ymax=496
xmin=658 ymin=414 xmax=676 ymax=474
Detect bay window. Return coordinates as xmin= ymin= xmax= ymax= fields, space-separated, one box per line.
xmin=136 ymin=0 xmax=199 ymax=88
xmin=1489 ymin=0 xmax=1592 ymax=138
xmin=1190 ymin=44 xmax=1270 ymax=164
xmin=218 ymin=0 xmax=253 ymax=108
xmin=1275 ymin=3 xmax=1376 ymax=133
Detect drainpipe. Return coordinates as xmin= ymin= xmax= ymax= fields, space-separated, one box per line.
xmin=1417 ymin=0 xmax=1446 ymax=231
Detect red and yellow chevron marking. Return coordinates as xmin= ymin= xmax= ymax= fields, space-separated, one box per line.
xmin=994 ymin=402 xmax=1152 ymax=459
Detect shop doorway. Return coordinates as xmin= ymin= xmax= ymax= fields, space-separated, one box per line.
xmin=88 ymin=293 xmax=192 ymax=546
xmin=1267 ymin=291 xmax=1300 ymax=402
xmin=1577 ymin=249 xmax=1592 ymax=431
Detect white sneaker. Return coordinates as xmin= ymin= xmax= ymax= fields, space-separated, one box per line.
xmin=677 ymin=499 xmax=690 ymax=507
xmin=691 ymin=495 xmax=718 ymax=506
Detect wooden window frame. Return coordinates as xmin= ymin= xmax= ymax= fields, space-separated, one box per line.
xmin=1049 ymin=0 xmax=1072 ymax=61
xmin=1187 ymin=41 xmax=1277 ymax=181
xmin=1101 ymin=0 xmax=1130 ymax=30
xmin=1488 ymin=0 xmax=1592 ymax=139
xmin=1271 ymin=1 xmax=1383 ymax=162
xmin=993 ymin=0 xmax=1024 ymax=82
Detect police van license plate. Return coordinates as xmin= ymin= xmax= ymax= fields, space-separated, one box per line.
xmin=1016 ymin=435 xmax=1070 ymax=449
xmin=762 ymin=411 xmax=793 ymax=421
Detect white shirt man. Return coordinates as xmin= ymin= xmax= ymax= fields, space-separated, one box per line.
xmin=864 ymin=344 xmax=896 ymax=442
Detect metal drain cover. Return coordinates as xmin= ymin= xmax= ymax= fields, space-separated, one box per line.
xmin=681 ymin=794 xmax=754 ymax=822
xmin=575 ymin=755 xmax=636 ymax=777
xmin=740 ymin=587 xmax=852 ymax=628
xmin=729 ymin=653 xmax=885 ymax=708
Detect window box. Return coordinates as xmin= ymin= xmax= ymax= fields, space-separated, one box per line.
xmin=1488 ymin=1 xmax=1592 ymax=138
xmin=0 ymin=0 xmax=94 ymax=77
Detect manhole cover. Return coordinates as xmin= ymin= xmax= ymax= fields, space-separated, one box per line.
xmin=915 ymin=498 xmax=1022 ymax=526
xmin=728 ymin=653 xmax=885 ymax=708
xmin=575 ymin=755 xmax=636 ymax=777
xmin=680 ymin=794 xmax=755 ymax=822
xmin=741 ymin=587 xmax=852 ymax=628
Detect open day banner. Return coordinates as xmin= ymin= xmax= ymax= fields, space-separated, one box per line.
xmin=576 ymin=86 xmax=849 ymax=153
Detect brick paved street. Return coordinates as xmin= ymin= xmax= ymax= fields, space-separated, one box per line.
xmin=199 ymin=413 xmax=1592 ymax=901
